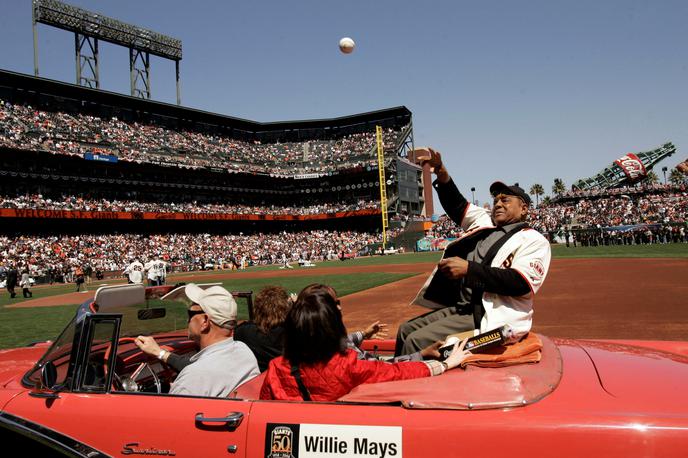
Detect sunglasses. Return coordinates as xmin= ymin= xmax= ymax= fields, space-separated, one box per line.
xmin=187 ymin=308 xmax=206 ymax=322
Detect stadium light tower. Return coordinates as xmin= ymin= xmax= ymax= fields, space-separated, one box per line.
xmin=470 ymin=187 xmax=476 ymax=205
xmin=662 ymin=166 xmax=668 ymax=185
xmin=32 ymin=0 xmax=183 ymax=104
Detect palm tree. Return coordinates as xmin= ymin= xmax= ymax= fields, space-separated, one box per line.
xmin=542 ymin=196 xmax=552 ymax=206
xmin=552 ymin=178 xmax=566 ymax=196
xmin=529 ymin=184 xmax=544 ymax=207
xmin=669 ymin=168 xmax=686 ymax=185
xmin=645 ymin=170 xmax=659 ymax=185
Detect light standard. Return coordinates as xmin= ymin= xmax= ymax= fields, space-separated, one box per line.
xmin=470 ymin=187 xmax=476 ymax=205
xmin=662 ymin=166 xmax=668 ymax=185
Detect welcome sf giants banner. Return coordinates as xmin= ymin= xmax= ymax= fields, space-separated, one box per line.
xmin=614 ymin=153 xmax=647 ymax=183
xmin=0 ymin=208 xmax=380 ymax=221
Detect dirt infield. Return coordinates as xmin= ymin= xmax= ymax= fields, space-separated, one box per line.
xmin=532 ymin=258 xmax=688 ymax=340
xmin=13 ymin=258 xmax=688 ymax=340
xmin=342 ymin=258 xmax=688 ymax=341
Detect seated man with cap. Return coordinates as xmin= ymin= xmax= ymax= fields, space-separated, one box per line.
xmin=395 ymin=148 xmax=551 ymax=356
xmin=135 ymin=283 xmax=260 ymax=397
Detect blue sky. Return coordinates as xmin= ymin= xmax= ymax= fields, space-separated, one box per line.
xmin=1 ymin=0 xmax=686 ymax=206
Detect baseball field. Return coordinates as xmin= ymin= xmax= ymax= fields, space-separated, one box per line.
xmin=1 ymin=244 xmax=687 ymax=350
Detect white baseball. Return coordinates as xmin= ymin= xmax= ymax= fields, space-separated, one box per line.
xmin=339 ymin=37 xmax=355 ymax=54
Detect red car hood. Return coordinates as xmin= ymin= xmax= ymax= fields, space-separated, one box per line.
xmin=576 ymin=339 xmax=688 ymax=415
xmin=0 ymin=346 xmax=48 ymax=388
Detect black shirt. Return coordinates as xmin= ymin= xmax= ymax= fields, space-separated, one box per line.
xmin=233 ymin=322 xmax=285 ymax=372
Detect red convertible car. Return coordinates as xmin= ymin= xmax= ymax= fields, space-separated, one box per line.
xmin=0 ymin=283 xmax=687 ymax=457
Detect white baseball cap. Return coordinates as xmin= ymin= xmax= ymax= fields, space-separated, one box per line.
xmin=184 ymin=283 xmax=237 ymax=328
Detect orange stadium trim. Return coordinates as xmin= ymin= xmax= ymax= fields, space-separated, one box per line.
xmin=0 ymin=208 xmax=381 ymax=221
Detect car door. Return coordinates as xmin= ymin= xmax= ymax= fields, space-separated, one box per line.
xmin=4 ymin=314 xmax=253 ymax=457
xmin=4 ymin=390 xmax=253 ymax=457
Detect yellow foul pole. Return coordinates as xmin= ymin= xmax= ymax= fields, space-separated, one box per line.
xmin=375 ymin=126 xmax=388 ymax=249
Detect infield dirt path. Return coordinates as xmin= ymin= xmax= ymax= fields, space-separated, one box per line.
xmin=14 ymin=258 xmax=688 ymax=340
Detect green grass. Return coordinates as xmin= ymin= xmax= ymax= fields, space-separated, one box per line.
xmin=0 ymin=271 xmax=416 ymax=350
xmin=312 ymin=251 xmax=442 ymax=266
xmin=217 ymin=272 xmax=418 ymax=299
xmin=0 ymin=304 xmax=79 ymax=350
xmin=551 ymin=242 xmax=688 ymax=258
xmin=0 ymin=277 xmax=126 ymax=308
xmin=174 ymin=251 xmax=443 ymax=275
xmin=0 ymin=283 xmax=88 ymax=308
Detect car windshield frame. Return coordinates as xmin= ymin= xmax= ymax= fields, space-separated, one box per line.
xmin=24 ymin=313 xmax=79 ymax=388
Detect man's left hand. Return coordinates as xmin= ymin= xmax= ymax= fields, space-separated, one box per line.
xmin=438 ymin=257 xmax=469 ymax=279
xmin=363 ymin=321 xmax=389 ymax=340
xmin=419 ymin=340 xmax=444 ymax=359
xmin=135 ymin=335 xmax=162 ymax=357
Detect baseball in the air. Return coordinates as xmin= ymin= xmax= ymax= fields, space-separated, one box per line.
xmin=339 ymin=37 xmax=355 ymax=54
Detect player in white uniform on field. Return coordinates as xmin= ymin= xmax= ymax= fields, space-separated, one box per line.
xmin=156 ymin=258 xmax=167 ymax=285
xmin=144 ymin=259 xmax=158 ymax=286
xmin=279 ymin=253 xmax=293 ymax=269
xmin=124 ymin=259 xmax=145 ymax=284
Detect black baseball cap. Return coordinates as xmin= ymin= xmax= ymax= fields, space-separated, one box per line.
xmin=489 ymin=181 xmax=531 ymax=206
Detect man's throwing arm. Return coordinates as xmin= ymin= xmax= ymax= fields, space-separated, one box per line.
xmin=434 ymin=178 xmax=493 ymax=231
xmin=433 ymin=178 xmax=469 ymax=225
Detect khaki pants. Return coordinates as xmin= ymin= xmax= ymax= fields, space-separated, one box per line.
xmin=395 ymin=307 xmax=475 ymax=356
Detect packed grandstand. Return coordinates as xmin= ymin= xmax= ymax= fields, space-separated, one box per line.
xmin=0 ymin=194 xmax=380 ymax=216
xmin=0 ymin=230 xmax=403 ymax=283
xmin=0 ymin=70 xmax=420 ymax=284
xmin=0 ymin=69 xmax=686 ymax=285
xmin=0 ymin=97 xmax=404 ymax=176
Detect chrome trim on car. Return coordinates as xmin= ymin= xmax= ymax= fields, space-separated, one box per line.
xmin=195 ymin=411 xmax=244 ymax=428
xmin=121 ymin=442 xmax=176 ymax=456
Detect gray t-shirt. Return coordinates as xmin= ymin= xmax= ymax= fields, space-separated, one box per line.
xmin=170 ymin=337 xmax=260 ymax=397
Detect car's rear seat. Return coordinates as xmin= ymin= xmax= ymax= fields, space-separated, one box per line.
xmin=231 ymin=372 xmax=266 ymax=399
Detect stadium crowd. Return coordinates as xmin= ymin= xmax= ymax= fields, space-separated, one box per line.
xmin=0 ymin=193 xmax=380 ymax=216
xmin=0 ymin=99 xmax=405 ymax=176
xmin=0 ymin=229 xmax=400 ymax=285
xmin=425 ymin=215 xmax=464 ymax=239
xmin=419 ymin=186 xmax=687 ymax=248
xmin=552 ymin=182 xmax=681 ymax=201
xmin=528 ymin=188 xmax=687 ymax=233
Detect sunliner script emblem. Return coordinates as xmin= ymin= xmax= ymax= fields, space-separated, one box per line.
xmin=122 ymin=442 xmax=176 ymax=456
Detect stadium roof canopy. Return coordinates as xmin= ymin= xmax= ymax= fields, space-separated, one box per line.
xmin=0 ymin=69 xmax=411 ymax=142
xmin=572 ymin=142 xmax=676 ymax=191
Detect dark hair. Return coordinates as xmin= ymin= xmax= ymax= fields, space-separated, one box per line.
xmin=254 ymin=285 xmax=292 ymax=334
xmin=283 ymin=284 xmax=347 ymax=366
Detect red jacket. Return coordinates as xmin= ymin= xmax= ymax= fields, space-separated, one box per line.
xmin=260 ymin=349 xmax=430 ymax=401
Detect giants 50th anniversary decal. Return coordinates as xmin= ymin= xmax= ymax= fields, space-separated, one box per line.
xmin=266 ymin=423 xmax=402 ymax=458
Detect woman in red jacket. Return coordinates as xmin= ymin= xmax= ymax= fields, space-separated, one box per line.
xmin=260 ymin=283 xmax=470 ymax=401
